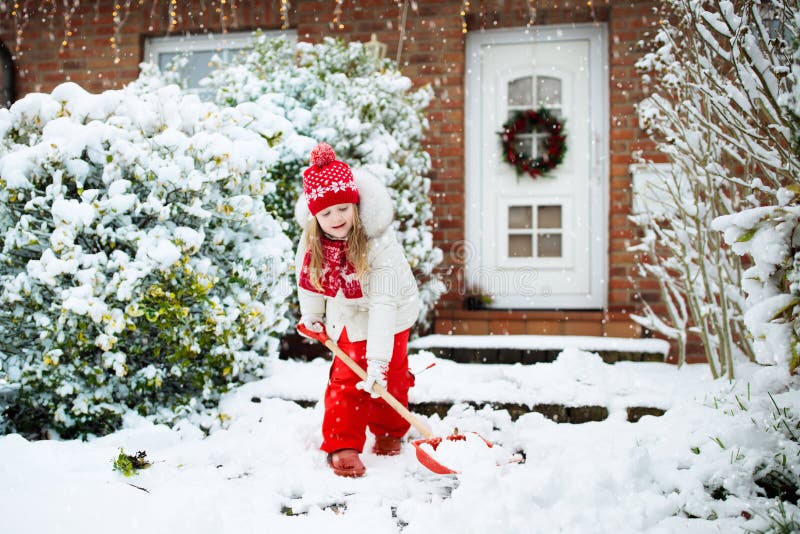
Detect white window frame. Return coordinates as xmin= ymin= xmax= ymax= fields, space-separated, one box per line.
xmin=498 ymin=196 xmax=573 ymax=269
xmin=143 ymin=30 xmax=295 ymax=94
xmin=506 ymin=74 xmax=563 ymax=163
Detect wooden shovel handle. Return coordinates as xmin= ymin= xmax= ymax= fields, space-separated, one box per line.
xmin=324 ymin=339 xmax=434 ymax=440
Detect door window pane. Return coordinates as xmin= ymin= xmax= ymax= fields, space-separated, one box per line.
xmin=513 ymin=135 xmax=532 ymax=158
xmin=537 ymin=77 xmax=562 ymax=107
xmin=535 ymin=134 xmax=550 ymax=159
xmin=506 ymin=204 xmax=564 ymax=259
xmin=508 ymin=77 xmax=533 ymax=107
xmin=537 ymin=234 xmax=562 ymax=257
xmin=509 ymin=234 xmax=533 ymax=257
xmin=537 ymin=205 xmax=562 ymax=229
xmin=509 ymin=206 xmax=532 ymax=229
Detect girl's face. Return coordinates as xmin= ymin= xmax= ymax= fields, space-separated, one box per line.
xmin=316 ymin=203 xmax=355 ymax=239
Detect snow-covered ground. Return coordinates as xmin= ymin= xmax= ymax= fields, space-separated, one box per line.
xmin=1 ymin=349 xmax=798 ymax=533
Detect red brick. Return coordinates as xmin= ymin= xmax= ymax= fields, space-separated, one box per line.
xmin=564 ymin=321 xmax=604 ymax=336
xmin=490 ymin=320 xmax=526 ymax=335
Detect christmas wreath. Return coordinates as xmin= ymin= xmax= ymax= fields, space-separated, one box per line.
xmin=499 ymin=108 xmax=567 ymax=179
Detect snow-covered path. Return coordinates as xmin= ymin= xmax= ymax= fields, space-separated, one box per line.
xmin=0 ymin=351 xmax=795 ymax=533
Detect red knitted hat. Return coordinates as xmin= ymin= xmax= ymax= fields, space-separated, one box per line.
xmin=302 ymin=143 xmax=360 ymax=216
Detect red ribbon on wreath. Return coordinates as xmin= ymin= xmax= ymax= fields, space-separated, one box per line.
xmin=499 ymin=108 xmax=567 ymax=179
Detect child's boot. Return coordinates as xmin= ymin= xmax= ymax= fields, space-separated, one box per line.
xmin=372 ymin=436 xmax=402 ymax=456
xmin=327 ymin=449 xmax=366 ymax=477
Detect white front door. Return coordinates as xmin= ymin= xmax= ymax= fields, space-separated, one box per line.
xmin=465 ymin=25 xmax=608 ymax=309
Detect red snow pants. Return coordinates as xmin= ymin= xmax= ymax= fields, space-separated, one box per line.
xmin=320 ymin=327 xmax=414 ymax=454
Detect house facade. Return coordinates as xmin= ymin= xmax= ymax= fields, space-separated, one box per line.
xmin=0 ymin=1 xmax=691 ymax=360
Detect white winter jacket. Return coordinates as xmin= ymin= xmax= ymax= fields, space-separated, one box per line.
xmin=294 ymin=168 xmax=421 ymax=363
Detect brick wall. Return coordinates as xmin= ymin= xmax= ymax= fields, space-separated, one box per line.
xmin=0 ymin=0 xmax=690 ymax=354
xmin=0 ymin=1 xmax=285 ymax=94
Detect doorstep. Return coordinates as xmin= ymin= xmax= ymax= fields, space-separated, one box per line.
xmin=433 ymin=309 xmax=644 ymax=338
xmin=409 ymin=334 xmax=670 ymax=364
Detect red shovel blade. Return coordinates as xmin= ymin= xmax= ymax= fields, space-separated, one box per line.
xmin=411 ymin=432 xmax=494 ymax=475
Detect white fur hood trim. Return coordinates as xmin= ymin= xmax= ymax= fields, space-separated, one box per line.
xmin=293 ymin=167 xmax=394 ymax=238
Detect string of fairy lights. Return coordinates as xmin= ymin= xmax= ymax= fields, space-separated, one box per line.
xmin=2 ymin=0 xmax=611 ymax=61
xmin=459 ymin=0 xmax=606 ymax=33
xmin=332 ymin=0 xmax=345 ymax=30
xmin=280 ymin=0 xmax=291 ymax=30
xmin=528 ymin=0 xmax=537 ymax=27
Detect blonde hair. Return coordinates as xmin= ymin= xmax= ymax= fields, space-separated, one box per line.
xmin=306 ymin=204 xmax=369 ymax=291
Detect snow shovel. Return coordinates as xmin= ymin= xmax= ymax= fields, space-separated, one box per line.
xmin=297 ymin=323 xmax=494 ymax=475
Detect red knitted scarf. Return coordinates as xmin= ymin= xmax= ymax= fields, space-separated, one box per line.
xmin=299 ymin=236 xmax=363 ymax=299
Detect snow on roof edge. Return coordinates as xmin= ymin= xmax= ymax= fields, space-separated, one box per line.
xmin=409 ymin=334 xmax=670 ymax=355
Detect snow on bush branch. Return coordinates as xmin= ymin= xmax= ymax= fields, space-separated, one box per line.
xmin=0 ymin=75 xmax=302 ymax=438
xmin=632 ymin=0 xmax=800 ymax=377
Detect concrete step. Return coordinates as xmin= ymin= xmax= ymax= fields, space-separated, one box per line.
xmin=408 ymin=334 xmax=670 ymax=365
xmin=269 ymin=397 xmax=666 ymax=424
xmin=281 ymin=334 xmax=671 ymax=365
xmin=263 ymin=340 xmax=694 ymax=427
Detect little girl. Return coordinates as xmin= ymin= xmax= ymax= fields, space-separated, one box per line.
xmin=294 ymin=143 xmax=421 ymax=478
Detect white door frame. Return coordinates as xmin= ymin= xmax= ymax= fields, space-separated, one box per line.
xmin=464 ymin=24 xmax=609 ymax=309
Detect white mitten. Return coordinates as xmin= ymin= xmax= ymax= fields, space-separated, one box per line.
xmin=297 ymin=314 xmax=324 ymax=339
xmin=356 ymin=359 xmax=389 ymax=398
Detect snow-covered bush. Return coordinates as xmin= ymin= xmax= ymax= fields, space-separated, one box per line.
xmin=632 ymin=0 xmax=800 ymax=377
xmin=199 ymin=35 xmax=444 ymax=331
xmin=712 ymin=6 xmax=800 ymax=374
xmin=713 ymin=203 xmax=800 ymax=372
xmin=0 ymin=76 xmax=300 ymax=438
